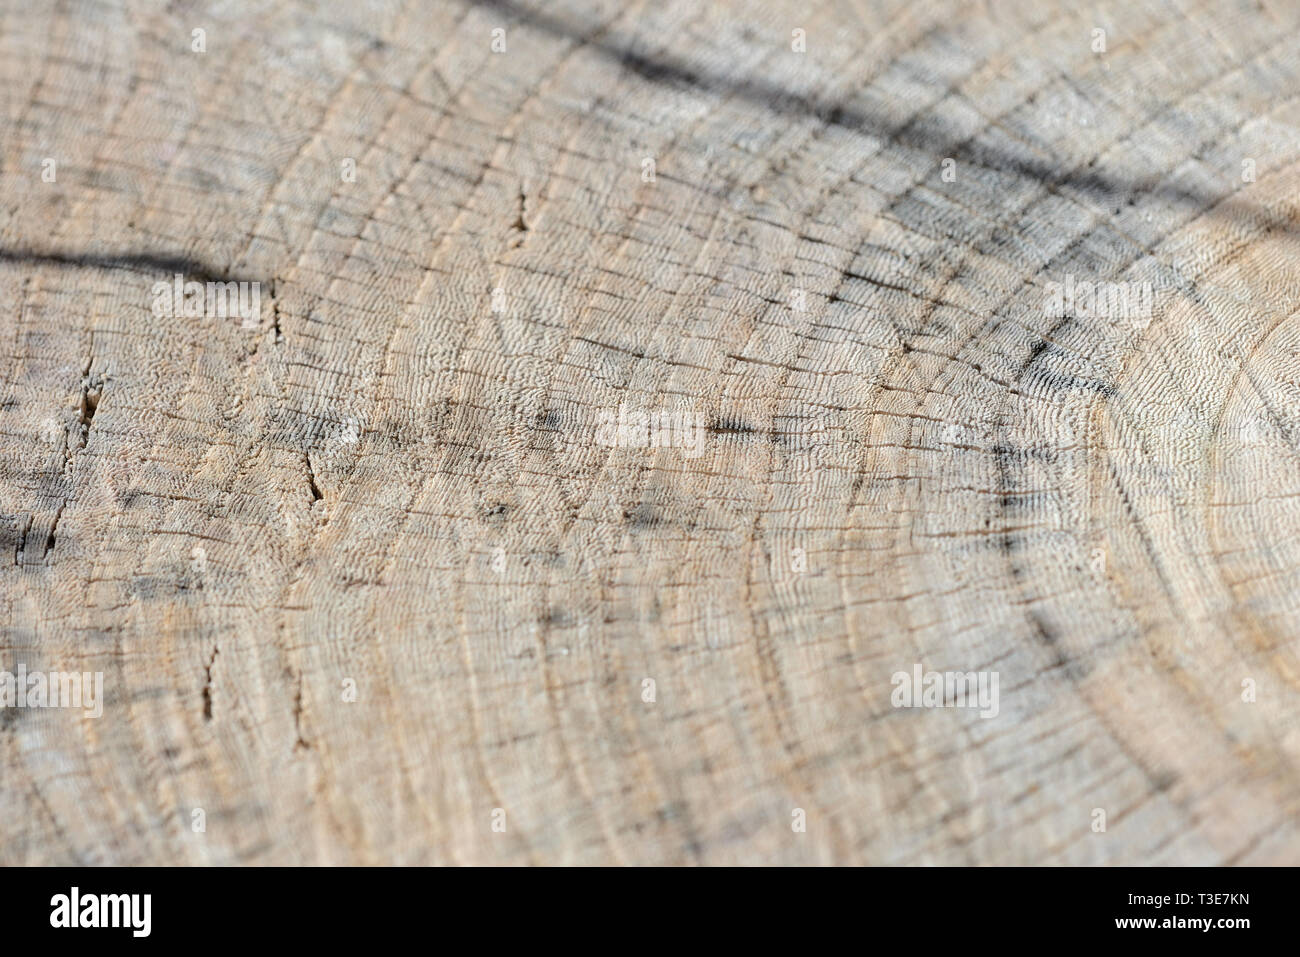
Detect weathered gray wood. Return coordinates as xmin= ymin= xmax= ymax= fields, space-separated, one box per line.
xmin=2 ymin=0 xmax=1299 ymax=864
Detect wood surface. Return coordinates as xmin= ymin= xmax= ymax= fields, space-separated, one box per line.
xmin=2 ymin=0 xmax=1300 ymax=865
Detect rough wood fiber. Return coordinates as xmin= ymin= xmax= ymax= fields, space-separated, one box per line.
xmin=2 ymin=0 xmax=1299 ymax=865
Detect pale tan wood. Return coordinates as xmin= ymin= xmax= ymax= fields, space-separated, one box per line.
xmin=2 ymin=0 xmax=1299 ymax=864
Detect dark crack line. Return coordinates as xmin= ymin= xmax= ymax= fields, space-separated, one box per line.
xmin=0 ymin=248 xmax=262 ymax=286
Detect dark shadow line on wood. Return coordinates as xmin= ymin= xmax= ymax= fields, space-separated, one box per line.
xmin=471 ymin=0 xmax=1282 ymax=224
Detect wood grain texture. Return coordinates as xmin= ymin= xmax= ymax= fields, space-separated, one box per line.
xmin=2 ymin=0 xmax=1300 ymax=865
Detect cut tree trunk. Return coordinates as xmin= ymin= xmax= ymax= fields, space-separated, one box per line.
xmin=2 ymin=0 xmax=1299 ymax=864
